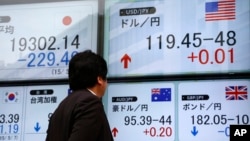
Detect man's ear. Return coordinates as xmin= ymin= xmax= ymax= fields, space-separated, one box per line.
xmin=97 ymin=76 xmax=103 ymax=85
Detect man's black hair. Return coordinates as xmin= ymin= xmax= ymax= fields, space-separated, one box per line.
xmin=68 ymin=50 xmax=107 ymax=90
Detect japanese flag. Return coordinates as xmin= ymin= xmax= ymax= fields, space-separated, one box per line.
xmin=54 ymin=12 xmax=82 ymax=31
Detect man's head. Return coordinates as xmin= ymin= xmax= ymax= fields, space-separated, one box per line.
xmin=68 ymin=50 xmax=108 ymax=97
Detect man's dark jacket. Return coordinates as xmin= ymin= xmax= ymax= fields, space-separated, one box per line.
xmin=46 ymin=89 xmax=114 ymax=141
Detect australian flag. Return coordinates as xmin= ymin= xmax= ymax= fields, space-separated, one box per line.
xmin=225 ymin=86 xmax=248 ymax=100
xmin=151 ymin=88 xmax=171 ymax=102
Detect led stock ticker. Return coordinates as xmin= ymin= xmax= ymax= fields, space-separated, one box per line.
xmin=106 ymin=80 xmax=250 ymax=141
xmin=178 ymin=81 xmax=250 ymax=141
xmin=0 ymin=1 xmax=98 ymax=81
xmin=107 ymin=83 xmax=175 ymax=141
xmin=0 ymin=85 xmax=69 ymax=141
xmin=107 ymin=0 xmax=250 ymax=76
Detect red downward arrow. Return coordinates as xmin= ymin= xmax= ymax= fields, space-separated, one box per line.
xmin=121 ymin=54 xmax=131 ymax=69
xmin=112 ymin=127 xmax=118 ymax=137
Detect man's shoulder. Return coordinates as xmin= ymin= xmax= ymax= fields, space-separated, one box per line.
xmin=69 ymin=89 xmax=99 ymax=102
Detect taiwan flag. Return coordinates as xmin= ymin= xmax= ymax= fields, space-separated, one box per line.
xmin=151 ymin=88 xmax=171 ymax=102
xmin=225 ymin=86 xmax=248 ymax=100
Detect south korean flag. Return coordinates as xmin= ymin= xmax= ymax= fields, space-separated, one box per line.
xmin=4 ymin=92 xmax=19 ymax=103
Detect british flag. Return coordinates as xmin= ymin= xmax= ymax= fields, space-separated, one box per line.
xmin=225 ymin=86 xmax=248 ymax=100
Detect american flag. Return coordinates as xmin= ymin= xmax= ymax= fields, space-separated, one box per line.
xmin=225 ymin=86 xmax=248 ymax=100
xmin=205 ymin=0 xmax=236 ymax=21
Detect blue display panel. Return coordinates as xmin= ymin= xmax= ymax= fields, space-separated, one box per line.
xmin=105 ymin=79 xmax=250 ymax=141
xmin=104 ymin=0 xmax=250 ymax=77
xmin=0 ymin=1 xmax=98 ymax=81
xmin=178 ymin=80 xmax=249 ymax=141
xmin=107 ymin=82 xmax=175 ymax=140
xmin=0 ymin=84 xmax=69 ymax=141
xmin=0 ymin=87 xmax=25 ymax=141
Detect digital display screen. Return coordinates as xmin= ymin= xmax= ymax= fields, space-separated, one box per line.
xmin=105 ymin=79 xmax=250 ymax=141
xmin=0 ymin=84 xmax=69 ymax=141
xmin=0 ymin=1 xmax=98 ymax=81
xmin=104 ymin=0 xmax=250 ymax=77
